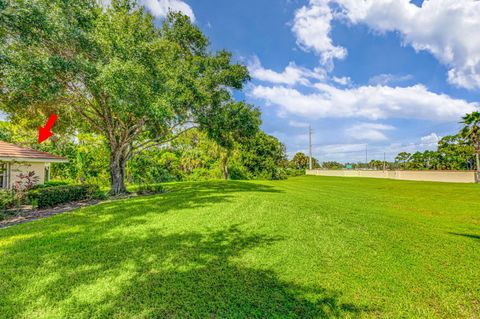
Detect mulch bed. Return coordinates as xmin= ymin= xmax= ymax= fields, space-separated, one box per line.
xmin=0 ymin=191 xmax=166 ymax=229
xmin=0 ymin=200 xmax=103 ymax=229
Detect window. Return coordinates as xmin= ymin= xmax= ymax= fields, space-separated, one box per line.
xmin=0 ymin=163 xmax=6 ymax=189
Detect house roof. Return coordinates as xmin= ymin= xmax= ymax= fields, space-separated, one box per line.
xmin=0 ymin=141 xmax=68 ymax=163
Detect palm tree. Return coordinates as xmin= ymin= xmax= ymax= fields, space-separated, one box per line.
xmin=460 ymin=112 xmax=480 ymax=172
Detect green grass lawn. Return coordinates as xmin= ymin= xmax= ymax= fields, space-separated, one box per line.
xmin=0 ymin=176 xmax=479 ymax=318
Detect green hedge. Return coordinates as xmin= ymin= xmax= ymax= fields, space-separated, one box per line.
xmin=30 ymin=184 xmax=103 ymax=209
xmin=32 ymin=180 xmax=70 ymax=190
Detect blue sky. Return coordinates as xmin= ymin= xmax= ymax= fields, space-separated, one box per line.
xmin=77 ymin=1 xmax=480 ymax=162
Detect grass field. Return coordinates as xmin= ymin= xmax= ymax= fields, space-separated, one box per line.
xmin=0 ymin=176 xmax=479 ymax=318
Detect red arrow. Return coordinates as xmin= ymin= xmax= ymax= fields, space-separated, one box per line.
xmin=38 ymin=114 xmax=58 ymax=144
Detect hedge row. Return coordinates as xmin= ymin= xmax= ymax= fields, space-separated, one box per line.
xmin=30 ymin=184 xmax=103 ymax=209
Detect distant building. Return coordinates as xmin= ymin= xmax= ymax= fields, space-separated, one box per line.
xmin=0 ymin=141 xmax=68 ymax=189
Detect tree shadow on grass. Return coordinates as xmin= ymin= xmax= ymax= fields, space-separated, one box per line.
xmin=1 ymin=225 xmax=372 ymax=318
xmin=1 ymin=180 xmax=282 ymax=237
xmin=449 ymin=232 xmax=480 ymax=241
xmin=0 ymin=181 xmax=373 ymax=318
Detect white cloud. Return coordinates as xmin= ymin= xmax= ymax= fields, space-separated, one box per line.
xmin=292 ymin=0 xmax=347 ymax=68
xmin=289 ymin=120 xmax=310 ymax=128
xmin=339 ymin=0 xmax=480 ymax=89
xmin=332 ymin=76 xmax=351 ymax=86
xmin=420 ymin=133 xmax=441 ymax=145
xmin=368 ymin=74 xmax=413 ymax=86
xmin=250 ymin=83 xmax=478 ymax=121
xmin=346 ymin=123 xmax=395 ymax=141
xmin=102 ymin=0 xmax=195 ymax=21
xmin=316 ymin=143 xmax=366 ymax=154
xmin=142 ymin=0 xmax=195 ymax=21
xmin=248 ymin=57 xmax=326 ymax=86
xmin=294 ymin=0 xmax=480 ymax=89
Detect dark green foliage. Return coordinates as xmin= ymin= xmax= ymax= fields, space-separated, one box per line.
xmin=395 ymin=134 xmax=475 ymax=170
xmin=239 ymin=132 xmax=288 ymax=179
xmin=136 ymin=184 xmax=166 ymax=195
xmin=321 ymin=161 xmax=344 ymax=170
xmin=32 ymin=180 xmax=70 ymax=190
xmin=0 ymin=189 xmax=15 ymax=212
xmin=31 ymin=184 xmax=102 ymax=208
xmin=285 ymin=168 xmax=305 ymax=177
xmin=290 ymin=152 xmax=320 ymax=169
xmin=1 ymin=1 xmax=257 ymax=194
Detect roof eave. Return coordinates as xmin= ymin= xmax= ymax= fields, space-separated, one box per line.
xmin=0 ymin=157 xmax=69 ymax=163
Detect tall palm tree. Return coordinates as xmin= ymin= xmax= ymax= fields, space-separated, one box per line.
xmin=460 ymin=112 xmax=480 ymax=172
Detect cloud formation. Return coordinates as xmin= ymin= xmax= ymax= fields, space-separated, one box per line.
xmin=248 ymin=57 xmax=326 ymax=86
xmin=368 ymin=74 xmax=413 ymax=86
xmin=142 ymin=0 xmax=195 ymax=22
xmin=420 ymin=133 xmax=441 ymax=145
xmin=251 ymin=83 xmax=478 ymax=121
xmin=346 ymin=123 xmax=395 ymax=141
xmin=292 ymin=0 xmax=480 ymax=89
xmin=292 ymin=0 xmax=347 ymax=68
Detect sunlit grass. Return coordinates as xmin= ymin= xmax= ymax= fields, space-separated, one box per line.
xmin=0 ymin=177 xmax=479 ymax=318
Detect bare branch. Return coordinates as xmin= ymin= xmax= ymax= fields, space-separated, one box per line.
xmin=131 ymin=125 xmax=199 ymax=156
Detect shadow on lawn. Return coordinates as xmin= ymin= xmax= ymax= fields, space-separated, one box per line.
xmin=0 ymin=181 xmax=372 ymax=318
xmin=449 ymin=232 xmax=480 ymax=241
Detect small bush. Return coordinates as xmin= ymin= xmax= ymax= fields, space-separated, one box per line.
xmin=136 ymin=184 xmax=166 ymax=195
xmin=30 ymin=184 xmax=103 ymax=209
xmin=0 ymin=189 xmax=15 ymax=212
xmin=286 ymin=168 xmax=305 ymax=177
xmin=31 ymin=180 xmax=70 ymax=190
xmin=270 ymin=167 xmax=288 ymax=180
xmin=229 ymin=165 xmax=251 ymax=180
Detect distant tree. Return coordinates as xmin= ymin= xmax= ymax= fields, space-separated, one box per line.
xmin=460 ymin=112 xmax=480 ymax=171
xmin=173 ymin=129 xmax=220 ymax=177
xmin=322 ymin=161 xmax=344 ymax=170
xmin=290 ymin=153 xmax=309 ymax=170
xmin=1 ymin=1 xmax=252 ymax=194
xmin=437 ymin=135 xmax=474 ymax=170
xmin=239 ymin=132 xmax=288 ymax=180
xmin=395 ymin=152 xmax=411 ymax=169
xmin=204 ymin=102 xmax=261 ymax=180
xmin=408 ymin=152 xmax=428 ymax=170
xmin=368 ymin=160 xmax=384 ymax=170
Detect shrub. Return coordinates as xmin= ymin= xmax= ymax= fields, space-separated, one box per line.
xmin=0 ymin=189 xmax=15 ymax=212
xmin=229 ymin=165 xmax=251 ymax=180
xmin=286 ymin=168 xmax=305 ymax=177
xmin=136 ymin=184 xmax=166 ymax=195
xmin=270 ymin=167 xmax=288 ymax=180
xmin=30 ymin=184 xmax=103 ymax=209
xmin=31 ymin=180 xmax=70 ymax=190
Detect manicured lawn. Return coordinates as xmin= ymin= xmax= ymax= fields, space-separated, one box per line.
xmin=0 ymin=176 xmax=479 ymax=318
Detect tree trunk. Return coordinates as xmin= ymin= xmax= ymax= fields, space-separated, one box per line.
xmin=221 ymin=151 xmax=229 ymax=180
xmin=475 ymin=133 xmax=480 ymax=172
xmin=110 ymin=150 xmax=127 ymax=195
xmin=476 ymin=152 xmax=480 ymax=173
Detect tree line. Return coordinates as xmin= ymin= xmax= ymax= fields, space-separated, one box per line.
xmin=393 ymin=113 xmax=479 ymax=171
xmin=289 ymin=112 xmax=480 ymax=172
xmin=0 ymin=0 xmax=290 ymax=193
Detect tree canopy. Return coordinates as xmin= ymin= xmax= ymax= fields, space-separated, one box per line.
xmin=0 ymin=0 xmax=259 ymax=193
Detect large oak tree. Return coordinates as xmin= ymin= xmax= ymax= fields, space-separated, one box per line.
xmin=0 ymin=0 xmax=257 ymax=193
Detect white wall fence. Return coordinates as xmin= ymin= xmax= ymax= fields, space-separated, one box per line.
xmin=306 ymin=169 xmax=480 ymax=184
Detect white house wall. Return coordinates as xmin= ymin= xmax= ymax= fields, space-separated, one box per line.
xmin=9 ymin=162 xmax=46 ymax=189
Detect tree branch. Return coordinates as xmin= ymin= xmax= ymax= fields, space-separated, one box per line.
xmin=131 ymin=125 xmax=199 ymax=157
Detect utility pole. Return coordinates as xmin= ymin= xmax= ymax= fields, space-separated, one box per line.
xmin=308 ymin=125 xmax=313 ymax=170
xmin=383 ymin=152 xmax=386 ymax=172
xmin=365 ymin=144 xmax=368 ymax=167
